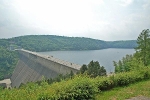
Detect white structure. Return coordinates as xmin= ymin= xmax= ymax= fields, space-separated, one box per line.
xmin=0 ymin=79 xmax=11 ymax=89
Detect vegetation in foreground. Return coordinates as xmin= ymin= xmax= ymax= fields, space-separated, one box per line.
xmin=95 ymin=79 xmax=150 ymax=100
xmin=0 ymin=67 xmax=150 ymax=100
xmin=0 ymin=29 xmax=149 ymax=100
xmin=114 ymin=29 xmax=150 ymax=73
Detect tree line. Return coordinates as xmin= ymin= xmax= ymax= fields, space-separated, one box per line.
xmin=0 ymin=35 xmax=137 ymax=52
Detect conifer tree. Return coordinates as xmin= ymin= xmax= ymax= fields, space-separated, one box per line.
xmin=87 ymin=61 xmax=106 ymax=77
xmin=80 ymin=64 xmax=88 ymax=74
xmin=135 ymin=29 xmax=150 ymax=66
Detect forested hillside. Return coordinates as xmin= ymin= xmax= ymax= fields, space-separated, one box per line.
xmin=0 ymin=35 xmax=137 ymax=80
xmin=106 ymin=40 xmax=137 ymax=48
xmin=0 ymin=47 xmax=18 ymax=80
xmin=3 ymin=35 xmax=137 ymax=52
xmin=0 ymin=29 xmax=150 ymax=100
xmin=0 ymin=39 xmax=10 ymax=48
xmin=10 ymin=35 xmax=107 ymax=51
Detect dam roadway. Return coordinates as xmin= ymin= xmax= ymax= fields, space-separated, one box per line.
xmin=11 ymin=49 xmax=81 ymax=88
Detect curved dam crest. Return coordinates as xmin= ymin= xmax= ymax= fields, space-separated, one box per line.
xmin=11 ymin=49 xmax=81 ymax=88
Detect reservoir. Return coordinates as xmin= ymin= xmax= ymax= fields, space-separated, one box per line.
xmin=39 ymin=48 xmax=135 ymax=73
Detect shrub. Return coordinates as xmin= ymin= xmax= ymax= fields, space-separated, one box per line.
xmin=38 ymin=75 xmax=98 ymax=100
xmin=94 ymin=67 xmax=150 ymax=92
xmin=113 ymin=73 xmax=130 ymax=86
xmin=94 ymin=77 xmax=115 ymax=91
xmin=1 ymin=67 xmax=150 ymax=100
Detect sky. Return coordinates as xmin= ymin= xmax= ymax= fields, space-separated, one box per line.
xmin=0 ymin=0 xmax=150 ymax=41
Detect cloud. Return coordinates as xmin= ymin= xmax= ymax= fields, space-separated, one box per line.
xmin=0 ymin=0 xmax=149 ymax=40
xmin=142 ymin=0 xmax=150 ymax=10
xmin=115 ymin=0 xmax=134 ymax=6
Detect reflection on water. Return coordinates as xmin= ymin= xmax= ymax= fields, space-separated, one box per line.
xmin=39 ymin=48 xmax=135 ymax=73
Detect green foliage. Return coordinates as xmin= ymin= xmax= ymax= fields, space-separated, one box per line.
xmin=0 ymin=39 xmax=9 ymax=48
xmin=10 ymin=35 xmax=107 ymax=51
xmin=80 ymin=64 xmax=88 ymax=74
xmin=80 ymin=61 xmax=106 ymax=77
xmin=38 ymin=75 xmax=98 ymax=100
xmin=113 ymin=69 xmax=150 ymax=86
xmin=95 ymin=79 xmax=150 ymax=100
xmin=45 ymin=71 xmax=75 ymax=84
xmin=87 ymin=61 xmax=106 ymax=77
xmin=114 ymin=29 xmax=150 ymax=73
xmin=0 ymin=47 xmax=18 ymax=80
xmin=95 ymin=77 xmax=115 ymax=91
xmin=95 ymin=67 xmax=150 ymax=92
xmin=106 ymin=40 xmax=137 ymax=48
xmin=113 ymin=54 xmax=141 ymax=73
xmin=4 ymin=35 xmax=136 ymax=52
xmin=1 ymin=67 xmax=150 ymax=99
xmin=135 ymin=29 xmax=150 ymax=66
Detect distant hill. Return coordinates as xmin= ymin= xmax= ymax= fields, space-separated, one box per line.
xmin=106 ymin=40 xmax=137 ymax=49
xmin=1 ymin=35 xmax=137 ymax=52
xmin=0 ymin=35 xmax=137 ymax=80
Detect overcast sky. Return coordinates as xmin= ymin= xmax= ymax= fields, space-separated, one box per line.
xmin=0 ymin=0 xmax=150 ymax=40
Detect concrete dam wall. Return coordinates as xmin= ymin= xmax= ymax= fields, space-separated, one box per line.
xmin=11 ymin=49 xmax=81 ymax=88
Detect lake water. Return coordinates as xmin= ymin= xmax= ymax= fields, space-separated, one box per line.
xmin=39 ymin=48 xmax=135 ymax=73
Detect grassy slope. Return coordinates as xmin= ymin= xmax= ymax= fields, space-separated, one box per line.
xmin=95 ymin=80 xmax=150 ymax=100
xmin=1 ymin=79 xmax=150 ymax=100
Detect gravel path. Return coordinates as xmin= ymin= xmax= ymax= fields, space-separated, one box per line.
xmin=126 ymin=96 xmax=150 ymax=100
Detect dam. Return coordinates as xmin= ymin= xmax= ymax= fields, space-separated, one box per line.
xmin=11 ymin=49 xmax=81 ymax=88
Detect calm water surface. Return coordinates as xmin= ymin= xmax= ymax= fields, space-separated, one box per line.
xmin=39 ymin=48 xmax=135 ymax=73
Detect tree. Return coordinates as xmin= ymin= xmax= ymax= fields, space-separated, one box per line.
xmin=114 ymin=54 xmax=134 ymax=73
xmin=99 ymin=66 xmax=107 ymax=76
xmin=0 ymin=47 xmax=18 ymax=80
xmin=87 ymin=61 xmax=106 ymax=77
xmin=135 ymin=29 xmax=150 ymax=66
xmin=80 ymin=64 xmax=88 ymax=74
xmin=87 ymin=61 xmax=99 ymax=77
xmin=79 ymin=61 xmax=107 ymax=77
xmin=113 ymin=29 xmax=150 ymax=73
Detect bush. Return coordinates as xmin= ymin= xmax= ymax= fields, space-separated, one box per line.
xmin=38 ymin=75 xmax=98 ymax=100
xmin=1 ymin=67 xmax=150 ymax=100
xmin=113 ymin=73 xmax=130 ymax=86
xmin=94 ymin=77 xmax=115 ymax=91
xmin=94 ymin=67 xmax=150 ymax=91
xmin=38 ymin=68 xmax=150 ymax=100
xmin=113 ymin=68 xmax=150 ymax=87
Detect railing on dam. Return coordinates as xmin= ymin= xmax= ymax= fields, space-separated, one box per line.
xmin=11 ymin=49 xmax=81 ymax=88
xmin=21 ymin=49 xmax=81 ymax=70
